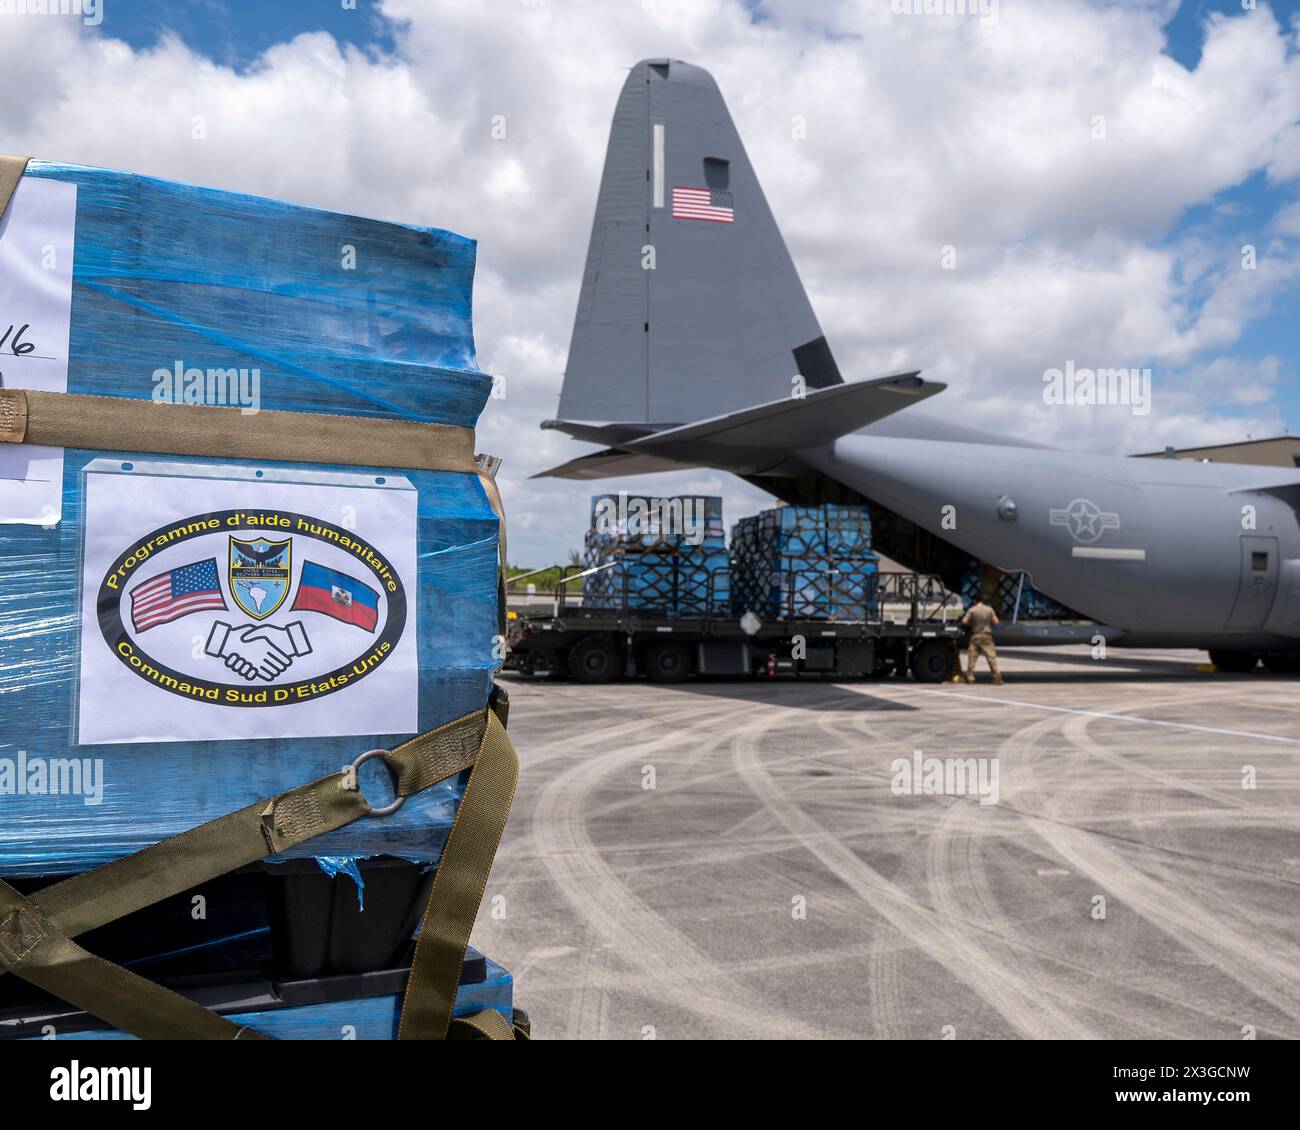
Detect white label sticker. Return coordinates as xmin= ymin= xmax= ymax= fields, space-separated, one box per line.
xmin=77 ymin=461 xmax=419 ymax=745
xmin=0 ymin=176 xmax=76 ymax=525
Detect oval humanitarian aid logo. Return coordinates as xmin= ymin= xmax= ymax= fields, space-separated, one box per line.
xmin=96 ymin=509 xmax=407 ymax=708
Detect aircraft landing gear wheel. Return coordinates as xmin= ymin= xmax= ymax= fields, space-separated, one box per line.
xmin=1208 ymin=650 xmax=1259 ymax=674
xmin=645 ymin=640 xmax=691 ymax=684
xmin=568 ymin=637 xmax=621 ymax=684
xmin=910 ymin=640 xmax=956 ymax=683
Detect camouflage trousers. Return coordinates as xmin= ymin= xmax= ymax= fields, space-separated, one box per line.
xmin=966 ymin=633 xmax=1002 ymax=684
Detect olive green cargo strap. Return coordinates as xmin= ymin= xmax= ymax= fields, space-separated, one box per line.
xmin=0 ymin=388 xmax=477 ymax=474
xmin=398 ymin=704 xmax=519 ymax=1040
xmin=448 ymin=1008 xmax=516 ymax=1040
xmin=26 ymin=769 xmax=377 ymax=939
xmin=0 ymin=762 xmax=375 ymax=1040
xmin=0 ymin=702 xmax=518 ymax=1040
xmin=0 ymin=154 xmax=29 ymax=219
xmin=0 ymin=153 xmax=515 ymax=1039
xmin=0 ymin=881 xmax=269 ymax=1041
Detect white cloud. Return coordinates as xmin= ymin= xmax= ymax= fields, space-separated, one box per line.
xmin=2 ymin=0 xmax=1297 ymax=564
xmin=1275 ymin=199 xmax=1300 ymax=237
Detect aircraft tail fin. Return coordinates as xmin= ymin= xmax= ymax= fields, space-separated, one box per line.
xmin=557 ymin=58 xmax=840 ymax=426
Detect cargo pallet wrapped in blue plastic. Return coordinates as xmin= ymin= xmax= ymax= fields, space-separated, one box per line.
xmin=731 ymin=505 xmax=879 ymax=621
xmin=582 ymin=494 xmax=729 ymax=617
xmin=959 ymin=558 xmax=1073 ymax=620
xmin=0 ymin=158 xmax=520 ymax=1040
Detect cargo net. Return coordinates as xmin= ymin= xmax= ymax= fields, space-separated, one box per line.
xmin=960 ymin=559 xmax=1074 ymax=620
xmin=582 ymin=494 xmax=730 ymax=618
xmin=730 ymin=505 xmax=879 ymax=622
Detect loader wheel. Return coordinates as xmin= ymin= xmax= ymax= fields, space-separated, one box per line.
xmin=910 ymin=640 xmax=956 ymax=684
xmin=568 ymin=637 xmax=621 ymax=684
xmin=645 ymin=640 xmax=691 ymax=684
xmin=1208 ymin=650 xmax=1259 ymax=674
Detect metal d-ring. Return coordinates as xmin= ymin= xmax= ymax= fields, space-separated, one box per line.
xmin=350 ymin=748 xmax=405 ymax=817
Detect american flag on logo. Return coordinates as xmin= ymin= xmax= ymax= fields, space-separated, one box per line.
xmin=672 ymin=186 xmax=734 ymax=223
xmin=129 ymin=558 xmax=226 ymax=632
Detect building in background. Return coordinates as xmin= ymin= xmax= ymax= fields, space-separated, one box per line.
xmin=1136 ymin=436 xmax=1300 ymax=467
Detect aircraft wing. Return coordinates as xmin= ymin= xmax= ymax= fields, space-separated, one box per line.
xmin=1233 ymin=479 xmax=1300 ymax=507
xmin=618 ymin=372 xmax=941 ymax=475
xmin=538 ymin=420 xmax=670 ymax=445
xmin=530 ymin=447 xmax=701 ymax=480
xmin=533 ymin=372 xmax=943 ymax=479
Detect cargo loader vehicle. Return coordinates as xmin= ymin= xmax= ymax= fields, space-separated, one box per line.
xmin=505 ymin=568 xmax=967 ymax=684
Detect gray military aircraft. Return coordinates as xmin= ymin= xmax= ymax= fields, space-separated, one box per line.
xmin=537 ymin=58 xmax=1300 ymax=671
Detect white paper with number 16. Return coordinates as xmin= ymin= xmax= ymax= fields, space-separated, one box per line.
xmin=0 ymin=176 xmax=77 ymax=525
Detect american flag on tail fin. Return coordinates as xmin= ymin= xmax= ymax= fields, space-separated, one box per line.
xmin=672 ymin=186 xmax=734 ymax=223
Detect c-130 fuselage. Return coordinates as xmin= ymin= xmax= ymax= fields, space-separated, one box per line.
xmin=537 ymin=59 xmax=1300 ymax=663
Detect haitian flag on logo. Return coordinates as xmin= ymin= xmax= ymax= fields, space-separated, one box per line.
xmin=291 ymin=561 xmax=380 ymax=632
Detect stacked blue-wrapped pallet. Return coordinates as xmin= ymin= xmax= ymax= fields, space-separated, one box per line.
xmin=581 ymin=493 xmax=728 ymax=616
xmin=731 ymin=505 xmax=879 ymax=620
xmin=0 ymin=162 xmax=511 ymax=1034
xmin=959 ymin=558 xmax=1073 ymax=619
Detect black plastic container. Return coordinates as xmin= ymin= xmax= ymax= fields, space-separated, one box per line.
xmin=264 ymin=857 xmax=435 ymax=978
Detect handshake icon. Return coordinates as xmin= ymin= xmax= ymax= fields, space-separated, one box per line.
xmin=205 ymin=620 xmax=313 ymax=682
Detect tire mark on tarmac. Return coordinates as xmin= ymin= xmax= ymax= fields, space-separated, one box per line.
xmin=730 ymin=706 xmax=1096 ymax=1039
xmin=925 ymin=710 xmax=1104 ymax=1037
xmin=530 ymin=695 xmax=826 ymax=1039
xmin=831 ymin=691 xmax=1177 ymax=1032
xmin=919 ymin=680 xmax=1300 ymax=1035
xmin=503 ymin=671 xmax=1300 ymax=1037
xmin=885 ymin=684 xmax=1300 ymax=746
xmin=1024 ymin=712 xmax=1300 ymax=1026
xmin=994 ymin=691 xmax=1300 ymax=1032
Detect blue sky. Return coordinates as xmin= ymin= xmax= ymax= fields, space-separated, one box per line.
xmin=94 ymin=0 xmax=1300 ymax=441
xmin=1160 ymin=0 xmax=1300 ymax=434
xmin=99 ymin=0 xmax=1300 ymax=69
xmin=100 ymin=0 xmax=1300 ymax=70
xmin=1166 ymin=0 xmax=1300 ymax=266
xmin=1164 ymin=0 xmax=1300 ymax=66
xmin=1170 ymin=2 xmax=1300 ymax=434
xmin=98 ymin=0 xmax=400 ymax=68
xmin=15 ymin=0 xmax=1295 ymax=562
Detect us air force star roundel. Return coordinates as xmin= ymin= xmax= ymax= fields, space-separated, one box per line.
xmin=1049 ymin=498 xmax=1120 ymax=544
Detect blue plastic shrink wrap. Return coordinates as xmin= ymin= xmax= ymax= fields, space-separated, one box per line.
xmin=0 ymin=163 xmax=499 ymax=877
xmin=582 ymin=493 xmax=729 ymax=617
xmin=959 ymin=557 xmax=1072 ymax=620
xmin=731 ymin=505 xmax=879 ymax=621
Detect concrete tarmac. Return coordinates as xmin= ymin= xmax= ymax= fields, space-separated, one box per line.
xmin=474 ymin=647 xmax=1300 ymax=1039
